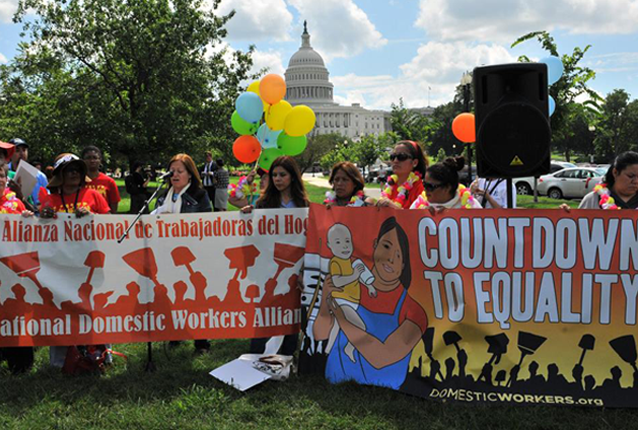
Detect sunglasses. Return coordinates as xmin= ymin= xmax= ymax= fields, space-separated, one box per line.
xmin=423 ymin=182 xmax=445 ymax=192
xmin=389 ymin=153 xmax=413 ymax=162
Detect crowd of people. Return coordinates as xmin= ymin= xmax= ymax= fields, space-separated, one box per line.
xmin=1 ymin=134 xmax=638 ymax=375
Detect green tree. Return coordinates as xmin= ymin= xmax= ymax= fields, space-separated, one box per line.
xmin=295 ymin=133 xmax=342 ymax=173
xmin=349 ymin=135 xmax=383 ymax=175
xmin=594 ymin=89 xmax=637 ymax=160
xmin=390 ymin=98 xmax=431 ymax=145
xmin=4 ymin=0 xmax=255 ymax=166
xmin=512 ymin=31 xmax=601 ymax=162
xmin=436 ymin=147 xmax=447 ymax=162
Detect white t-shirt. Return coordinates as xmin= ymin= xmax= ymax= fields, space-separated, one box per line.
xmin=475 ymin=178 xmax=517 ymax=208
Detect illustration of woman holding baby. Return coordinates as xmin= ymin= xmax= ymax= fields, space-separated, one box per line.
xmin=313 ymin=216 xmax=428 ymax=389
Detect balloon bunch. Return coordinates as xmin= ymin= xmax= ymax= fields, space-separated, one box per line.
xmin=231 ymin=74 xmax=316 ymax=170
xmin=539 ymin=56 xmax=564 ymax=117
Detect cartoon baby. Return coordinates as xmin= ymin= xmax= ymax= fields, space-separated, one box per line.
xmin=326 ymin=223 xmax=375 ymax=362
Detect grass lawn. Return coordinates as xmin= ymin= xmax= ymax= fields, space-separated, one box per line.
xmin=2 ymin=179 xmax=627 ymax=430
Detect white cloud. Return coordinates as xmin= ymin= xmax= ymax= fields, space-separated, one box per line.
xmin=0 ymin=0 xmax=18 ymax=23
xmin=250 ymin=49 xmax=285 ymax=75
xmin=416 ymin=0 xmax=638 ymax=42
xmin=0 ymin=52 xmax=7 ymax=64
xmin=216 ymin=0 xmax=293 ymax=41
xmin=287 ymin=0 xmax=387 ymax=60
xmin=331 ymin=41 xmax=516 ymax=110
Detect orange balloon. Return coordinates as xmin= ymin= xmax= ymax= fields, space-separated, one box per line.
xmin=233 ymin=135 xmax=261 ymax=164
xmin=452 ymin=113 xmax=476 ymax=143
xmin=259 ymin=74 xmax=287 ymax=105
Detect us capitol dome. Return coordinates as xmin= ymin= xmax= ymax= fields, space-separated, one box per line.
xmin=284 ymin=22 xmax=391 ymax=139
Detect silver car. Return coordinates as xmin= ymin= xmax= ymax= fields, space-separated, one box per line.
xmin=536 ymin=167 xmax=607 ymax=199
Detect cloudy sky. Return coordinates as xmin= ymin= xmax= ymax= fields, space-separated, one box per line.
xmin=1 ymin=0 xmax=638 ymax=110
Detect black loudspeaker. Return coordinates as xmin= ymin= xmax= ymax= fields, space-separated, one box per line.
xmin=473 ymin=63 xmax=551 ymax=178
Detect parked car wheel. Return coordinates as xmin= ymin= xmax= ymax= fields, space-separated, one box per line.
xmin=516 ymin=182 xmax=532 ymax=196
xmin=548 ymin=187 xmax=563 ymax=200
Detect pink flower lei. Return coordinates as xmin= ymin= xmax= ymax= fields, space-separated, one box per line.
xmin=381 ymin=171 xmax=421 ymax=208
xmin=324 ymin=190 xmax=366 ymax=207
xmin=412 ymin=184 xmax=476 ymax=209
xmin=228 ymin=176 xmax=257 ymax=199
xmin=593 ymin=183 xmax=623 ymax=210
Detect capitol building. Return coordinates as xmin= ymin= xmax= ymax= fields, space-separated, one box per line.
xmin=284 ymin=23 xmax=392 ymax=139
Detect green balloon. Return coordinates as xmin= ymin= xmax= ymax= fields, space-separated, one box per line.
xmin=232 ymin=111 xmax=258 ymax=136
xmin=277 ymin=133 xmax=307 ymax=156
xmin=258 ymin=147 xmax=284 ymax=171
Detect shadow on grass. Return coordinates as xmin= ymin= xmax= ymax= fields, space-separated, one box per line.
xmin=2 ymin=339 xmax=636 ymax=430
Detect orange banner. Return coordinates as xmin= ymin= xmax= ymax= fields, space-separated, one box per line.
xmin=0 ymin=209 xmax=307 ymax=347
xmin=300 ymin=204 xmax=638 ymax=407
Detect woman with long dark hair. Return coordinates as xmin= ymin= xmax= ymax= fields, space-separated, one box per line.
xmin=377 ymin=140 xmax=428 ymax=209
xmin=313 ymin=217 xmax=428 ymax=389
xmin=242 ymin=156 xmax=309 ymax=356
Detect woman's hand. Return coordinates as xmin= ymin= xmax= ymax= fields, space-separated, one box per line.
xmin=376 ymin=198 xmax=396 ymax=208
xmin=559 ymin=203 xmax=571 ymax=213
xmin=240 ymin=204 xmax=254 ymax=214
xmin=327 ymin=296 xmax=346 ymax=322
xmin=428 ymin=206 xmax=448 ymax=216
xmin=246 ymin=170 xmax=257 ymax=184
xmin=75 ymin=207 xmax=90 ymax=218
xmin=40 ymin=206 xmax=56 ymax=219
xmin=21 ymin=210 xmax=34 ymax=217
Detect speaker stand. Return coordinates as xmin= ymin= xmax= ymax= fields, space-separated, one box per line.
xmin=506 ymin=178 xmax=514 ymax=209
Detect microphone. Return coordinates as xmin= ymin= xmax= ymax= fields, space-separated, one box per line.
xmin=159 ymin=171 xmax=174 ymax=181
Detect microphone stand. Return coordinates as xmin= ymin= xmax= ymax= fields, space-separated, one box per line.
xmin=117 ymin=177 xmax=169 ymax=373
xmin=117 ymin=178 xmax=169 ymax=244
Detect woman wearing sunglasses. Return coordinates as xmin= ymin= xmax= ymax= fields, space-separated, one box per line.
xmin=410 ymin=156 xmax=482 ymax=210
xmin=377 ymin=141 xmax=428 ymax=209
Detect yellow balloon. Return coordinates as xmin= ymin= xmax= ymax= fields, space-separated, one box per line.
xmin=247 ymin=81 xmax=260 ymax=95
xmin=284 ymin=105 xmax=316 ymax=137
xmin=266 ymin=100 xmax=293 ymax=131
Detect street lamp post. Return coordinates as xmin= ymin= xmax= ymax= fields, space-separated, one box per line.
xmin=460 ymin=71 xmax=473 ymax=182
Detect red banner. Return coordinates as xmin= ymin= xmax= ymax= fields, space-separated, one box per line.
xmin=0 ymin=209 xmax=307 ymax=346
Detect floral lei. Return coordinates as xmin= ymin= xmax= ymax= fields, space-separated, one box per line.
xmin=324 ymin=190 xmax=365 ymax=207
xmin=381 ymin=171 xmax=421 ymax=208
xmin=228 ymin=176 xmax=257 ymax=200
xmin=593 ymin=183 xmax=630 ymax=210
xmin=0 ymin=190 xmax=20 ymax=214
xmin=412 ymin=184 xmax=476 ymax=209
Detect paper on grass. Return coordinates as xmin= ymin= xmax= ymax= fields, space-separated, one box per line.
xmin=210 ymin=352 xmax=293 ymax=391
xmin=14 ymin=161 xmax=39 ymax=197
xmin=210 ymin=357 xmax=272 ymax=391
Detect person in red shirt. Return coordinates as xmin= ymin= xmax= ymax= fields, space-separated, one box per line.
xmin=39 ymin=153 xmax=110 ymax=368
xmin=0 ymin=161 xmax=35 ymax=374
xmin=81 ymin=145 xmax=121 ymax=213
xmin=40 ymin=153 xmax=110 ymax=217
xmin=377 ymin=140 xmax=428 ymax=209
